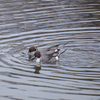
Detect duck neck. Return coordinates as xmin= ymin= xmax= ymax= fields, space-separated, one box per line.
xmin=55 ymin=56 xmax=59 ymax=61
xmin=36 ymin=58 xmax=41 ymax=65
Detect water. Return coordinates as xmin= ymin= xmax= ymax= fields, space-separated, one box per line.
xmin=0 ymin=0 xmax=100 ymax=100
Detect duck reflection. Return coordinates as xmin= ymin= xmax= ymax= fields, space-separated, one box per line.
xmin=34 ymin=65 xmax=41 ymax=74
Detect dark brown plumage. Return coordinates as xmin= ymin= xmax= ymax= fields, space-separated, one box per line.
xmin=34 ymin=51 xmax=41 ymax=58
xmin=29 ymin=46 xmax=36 ymax=52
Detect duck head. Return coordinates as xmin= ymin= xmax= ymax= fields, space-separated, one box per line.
xmin=34 ymin=51 xmax=41 ymax=65
xmin=28 ymin=46 xmax=37 ymax=59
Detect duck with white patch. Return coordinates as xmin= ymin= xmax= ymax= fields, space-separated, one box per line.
xmin=34 ymin=50 xmax=59 ymax=66
xmin=28 ymin=44 xmax=60 ymax=60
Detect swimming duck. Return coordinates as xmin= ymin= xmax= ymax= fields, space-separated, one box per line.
xmin=34 ymin=50 xmax=59 ymax=65
xmin=28 ymin=44 xmax=60 ymax=60
xmin=28 ymin=46 xmax=37 ymax=59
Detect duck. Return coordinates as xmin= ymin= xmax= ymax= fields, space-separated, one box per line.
xmin=34 ymin=50 xmax=59 ymax=66
xmin=28 ymin=46 xmax=37 ymax=59
xmin=28 ymin=44 xmax=60 ymax=60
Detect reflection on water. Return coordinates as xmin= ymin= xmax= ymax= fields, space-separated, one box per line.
xmin=34 ymin=65 xmax=41 ymax=74
xmin=0 ymin=0 xmax=100 ymax=100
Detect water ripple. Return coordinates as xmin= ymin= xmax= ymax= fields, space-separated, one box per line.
xmin=0 ymin=0 xmax=100 ymax=100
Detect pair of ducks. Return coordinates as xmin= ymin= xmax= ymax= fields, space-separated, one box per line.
xmin=28 ymin=45 xmax=61 ymax=65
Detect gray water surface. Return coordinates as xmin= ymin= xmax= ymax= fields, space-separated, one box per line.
xmin=0 ymin=0 xmax=100 ymax=100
